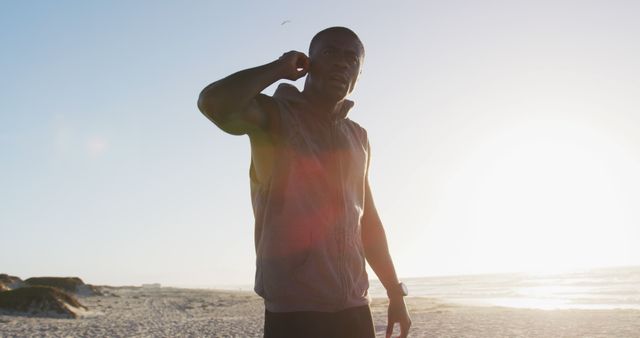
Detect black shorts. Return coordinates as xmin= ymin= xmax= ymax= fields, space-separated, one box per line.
xmin=264 ymin=305 xmax=376 ymax=338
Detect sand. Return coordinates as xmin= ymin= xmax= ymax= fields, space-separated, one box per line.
xmin=1 ymin=287 xmax=639 ymax=337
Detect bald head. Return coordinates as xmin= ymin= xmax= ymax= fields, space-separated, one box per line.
xmin=309 ymin=27 xmax=365 ymax=58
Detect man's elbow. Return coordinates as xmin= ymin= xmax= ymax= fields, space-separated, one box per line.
xmin=198 ymin=91 xmax=223 ymax=122
xmin=197 ymin=94 xmax=249 ymax=136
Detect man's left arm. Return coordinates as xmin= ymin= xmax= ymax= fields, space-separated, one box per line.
xmin=361 ymin=176 xmax=412 ymax=338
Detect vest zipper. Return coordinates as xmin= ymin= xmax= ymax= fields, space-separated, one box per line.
xmin=331 ymin=119 xmax=349 ymax=308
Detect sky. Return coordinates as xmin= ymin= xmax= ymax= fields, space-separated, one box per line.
xmin=2 ymin=0 xmax=640 ymax=287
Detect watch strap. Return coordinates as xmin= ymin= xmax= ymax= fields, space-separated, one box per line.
xmin=386 ymin=281 xmax=408 ymax=299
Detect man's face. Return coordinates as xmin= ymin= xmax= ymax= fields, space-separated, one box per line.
xmin=307 ymin=33 xmax=364 ymax=102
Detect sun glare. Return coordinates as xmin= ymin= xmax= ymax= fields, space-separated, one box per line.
xmin=430 ymin=117 xmax=638 ymax=275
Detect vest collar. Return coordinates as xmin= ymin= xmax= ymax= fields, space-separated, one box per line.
xmin=273 ymin=83 xmax=354 ymax=121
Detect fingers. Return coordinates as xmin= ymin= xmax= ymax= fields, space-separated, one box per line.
xmin=278 ymin=50 xmax=307 ymax=65
xmin=388 ymin=320 xmax=410 ymax=338
xmin=292 ymin=54 xmax=310 ymax=79
xmin=385 ymin=321 xmax=394 ymax=338
xmin=295 ymin=54 xmax=309 ymax=71
xmin=280 ymin=50 xmax=305 ymax=60
xmin=278 ymin=51 xmax=309 ymax=80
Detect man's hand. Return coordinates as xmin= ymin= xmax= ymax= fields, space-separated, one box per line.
xmin=197 ymin=50 xmax=310 ymax=135
xmin=386 ymin=297 xmax=411 ymax=338
xmin=276 ymin=51 xmax=310 ymax=81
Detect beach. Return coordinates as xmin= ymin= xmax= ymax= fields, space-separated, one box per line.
xmin=2 ymin=286 xmax=639 ymax=337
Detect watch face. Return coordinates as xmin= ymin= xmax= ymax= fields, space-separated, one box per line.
xmin=400 ymin=282 xmax=408 ymax=296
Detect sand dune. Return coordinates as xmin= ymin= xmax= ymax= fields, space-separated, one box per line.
xmin=23 ymin=277 xmax=102 ymax=296
xmin=1 ymin=287 xmax=639 ymax=337
xmin=0 ymin=275 xmax=106 ymax=320
xmin=0 ymin=286 xmax=88 ymax=319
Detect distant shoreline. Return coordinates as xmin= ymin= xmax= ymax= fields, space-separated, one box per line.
xmin=159 ymin=265 xmax=640 ymax=311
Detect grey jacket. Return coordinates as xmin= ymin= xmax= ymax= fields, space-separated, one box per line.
xmin=251 ymin=83 xmax=371 ymax=312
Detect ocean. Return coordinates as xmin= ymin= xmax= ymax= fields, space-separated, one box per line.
xmin=368 ymin=266 xmax=640 ymax=310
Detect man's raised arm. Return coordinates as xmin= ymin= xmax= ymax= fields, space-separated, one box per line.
xmin=197 ymin=51 xmax=309 ymax=135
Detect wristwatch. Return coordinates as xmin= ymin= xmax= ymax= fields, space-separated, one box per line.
xmin=386 ymin=281 xmax=409 ymax=299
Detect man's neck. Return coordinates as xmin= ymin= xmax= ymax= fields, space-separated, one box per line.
xmin=301 ymin=89 xmax=344 ymax=120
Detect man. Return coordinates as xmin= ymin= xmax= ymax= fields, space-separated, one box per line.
xmin=198 ymin=27 xmax=411 ymax=338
